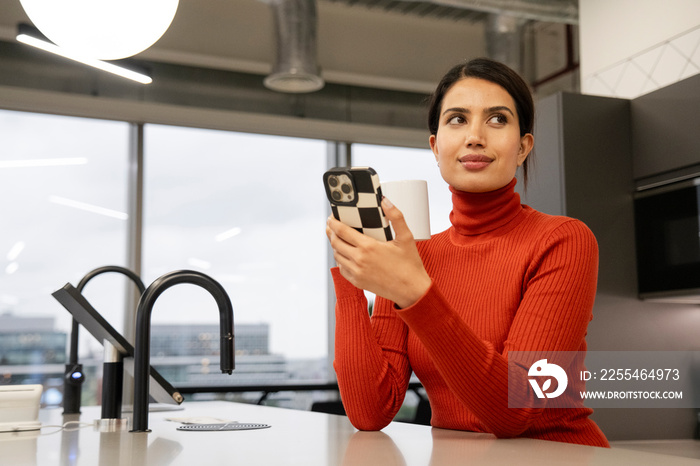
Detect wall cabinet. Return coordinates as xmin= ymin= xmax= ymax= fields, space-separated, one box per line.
xmin=632 ymin=73 xmax=700 ymax=184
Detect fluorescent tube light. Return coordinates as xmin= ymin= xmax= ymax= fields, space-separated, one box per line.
xmin=16 ymin=25 xmax=152 ymax=84
xmin=7 ymin=242 xmax=26 ymax=261
xmin=48 ymin=195 xmax=129 ymax=220
xmin=187 ymin=258 xmax=212 ymax=270
xmin=215 ymin=227 xmax=242 ymax=242
xmin=0 ymin=157 xmax=88 ymax=169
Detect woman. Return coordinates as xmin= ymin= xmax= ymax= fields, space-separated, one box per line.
xmin=326 ymin=58 xmax=609 ymax=447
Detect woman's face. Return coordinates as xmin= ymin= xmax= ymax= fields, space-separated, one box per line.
xmin=429 ymin=77 xmax=533 ymax=193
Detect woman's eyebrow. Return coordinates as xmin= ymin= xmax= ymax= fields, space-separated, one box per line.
xmin=441 ymin=107 xmax=469 ymax=116
xmin=487 ymin=105 xmax=515 ymax=116
xmin=441 ymin=106 xmax=515 ymax=116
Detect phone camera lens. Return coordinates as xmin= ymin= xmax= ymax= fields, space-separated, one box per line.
xmin=328 ymin=176 xmax=338 ymax=188
xmin=331 ymin=191 xmax=342 ymax=201
xmin=341 ymin=183 xmax=352 ymax=194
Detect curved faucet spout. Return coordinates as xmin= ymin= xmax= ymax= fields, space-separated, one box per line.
xmin=71 ymin=266 xmax=146 ymax=364
xmin=77 ymin=265 xmax=146 ymax=294
xmin=131 ymin=270 xmax=235 ymax=432
xmin=64 ymin=265 xmax=146 ymax=416
xmin=68 ymin=265 xmax=146 ymax=364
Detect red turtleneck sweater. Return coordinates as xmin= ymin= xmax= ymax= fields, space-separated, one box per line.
xmin=331 ymin=178 xmax=609 ymax=447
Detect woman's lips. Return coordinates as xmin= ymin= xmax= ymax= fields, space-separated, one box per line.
xmin=460 ymin=155 xmax=492 ymax=170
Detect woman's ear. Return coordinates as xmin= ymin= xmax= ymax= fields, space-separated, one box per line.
xmin=429 ymin=134 xmax=439 ymax=162
xmin=517 ymin=133 xmax=534 ymax=166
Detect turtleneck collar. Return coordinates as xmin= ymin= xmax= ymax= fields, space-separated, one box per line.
xmin=448 ymin=178 xmax=524 ymax=243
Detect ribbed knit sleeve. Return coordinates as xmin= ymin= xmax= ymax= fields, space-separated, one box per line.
xmin=331 ymin=268 xmax=413 ymax=430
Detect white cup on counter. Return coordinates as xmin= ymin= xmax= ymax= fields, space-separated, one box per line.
xmin=380 ymin=179 xmax=431 ymax=241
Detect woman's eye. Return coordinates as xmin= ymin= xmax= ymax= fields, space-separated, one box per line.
xmin=488 ymin=114 xmax=508 ymax=125
xmin=447 ymin=115 xmax=465 ymax=125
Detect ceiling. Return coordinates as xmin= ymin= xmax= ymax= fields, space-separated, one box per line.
xmin=0 ymin=0 xmax=577 ymax=94
xmin=323 ymin=0 xmax=576 ymax=23
xmin=323 ymin=0 xmax=489 ymax=23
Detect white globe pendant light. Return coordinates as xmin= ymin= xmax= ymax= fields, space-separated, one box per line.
xmin=19 ymin=0 xmax=179 ymax=60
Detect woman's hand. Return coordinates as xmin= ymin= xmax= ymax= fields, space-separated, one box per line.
xmin=326 ymin=197 xmax=432 ymax=309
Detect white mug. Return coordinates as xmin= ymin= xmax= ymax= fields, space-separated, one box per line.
xmin=380 ymin=180 xmax=431 ymax=241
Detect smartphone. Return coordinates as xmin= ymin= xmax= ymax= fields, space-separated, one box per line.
xmin=323 ymin=166 xmax=393 ymax=242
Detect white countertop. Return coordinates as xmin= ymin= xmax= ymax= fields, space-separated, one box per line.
xmin=0 ymin=401 xmax=698 ymax=465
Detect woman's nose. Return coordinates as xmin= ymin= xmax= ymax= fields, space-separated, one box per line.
xmin=464 ymin=126 xmax=484 ymax=147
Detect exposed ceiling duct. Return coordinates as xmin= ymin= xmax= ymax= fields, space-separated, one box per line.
xmin=485 ymin=13 xmax=528 ymax=74
xmin=261 ymin=0 xmax=576 ymax=92
xmin=326 ymin=0 xmax=578 ymax=81
xmin=264 ymin=0 xmax=325 ymax=93
xmin=428 ymin=0 xmax=576 ymax=24
xmin=362 ymin=0 xmax=578 ymax=24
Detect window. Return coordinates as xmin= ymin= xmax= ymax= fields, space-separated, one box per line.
xmin=0 ymin=110 xmax=129 ymax=406
xmin=0 ymin=109 xmax=440 ymax=411
xmin=143 ymin=125 xmax=329 ymax=392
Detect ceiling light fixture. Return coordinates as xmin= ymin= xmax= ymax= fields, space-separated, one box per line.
xmin=215 ymin=227 xmax=242 ymax=242
xmin=18 ymin=0 xmax=179 ymax=60
xmin=48 ymin=195 xmax=129 ymax=220
xmin=0 ymin=157 xmax=88 ymax=169
xmin=17 ymin=24 xmax=152 ymax=84
xmin=7 ymin=242 xmax=26 ymax=262
xmin=187 ymin=258 xmax=212 ymax=270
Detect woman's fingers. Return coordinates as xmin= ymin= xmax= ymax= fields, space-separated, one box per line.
xmin=327 ymin=216 xmax=365 ymax=273
xmin=381 ymin=197 xmax=415 ymax=243
xmin=326 ymin=210 xmax=431 ymax=307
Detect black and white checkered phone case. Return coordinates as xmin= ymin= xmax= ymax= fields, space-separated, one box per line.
xmin=324 ymin=167 xmax=393 ymax=242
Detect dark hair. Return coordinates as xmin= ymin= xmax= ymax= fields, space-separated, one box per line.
xmin=427 ymin=57 xmax=535 ymax=184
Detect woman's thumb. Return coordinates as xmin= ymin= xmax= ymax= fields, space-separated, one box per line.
xmin=382 ymin=197 xmax=414 ymax=241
